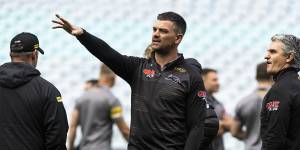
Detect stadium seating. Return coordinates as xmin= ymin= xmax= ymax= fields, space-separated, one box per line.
xmin=1 ymin=0 xmax=300 ymax=149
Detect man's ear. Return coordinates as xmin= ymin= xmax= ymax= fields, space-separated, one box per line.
xmin=10 ymin=53 xmax=13 ymax=61
xmin=175 ymin=34 xmax=183 ymax=45
xmin=286 ymin=52 xmax=295 ymax=63
xmin=31 ymin=50 xmax=39 ymax=62
xmin=31 ymin=50 xmax=36 ymax=59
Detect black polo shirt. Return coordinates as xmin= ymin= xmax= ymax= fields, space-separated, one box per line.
xmin=77 ymin=30 xmax=206 ymax=150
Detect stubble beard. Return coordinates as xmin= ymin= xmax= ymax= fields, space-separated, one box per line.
xmin=152 ymin=44 xmax=175 ymax=56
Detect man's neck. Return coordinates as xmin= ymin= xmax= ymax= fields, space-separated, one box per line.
xmin=12 ymin=59 xmax=26 ymax=63
xmin=99 ymin=80 xmax=111 ymax=88
xmin=207 ymin=91 xmax=213 ymax=96
xmin=154 ymin=50 xmax=178 ymax=70
xmin=12 ymin=58 xmax=32 ymax=65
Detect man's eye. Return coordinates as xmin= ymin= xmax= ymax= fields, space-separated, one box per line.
xmin=160 ymin=29 xmax=168 ymax=33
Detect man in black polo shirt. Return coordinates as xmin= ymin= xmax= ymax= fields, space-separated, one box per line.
xmin=261 ymin=34 xmax=300 ymax=150
xmin=53 ymin=12 xmax=206 ymax=150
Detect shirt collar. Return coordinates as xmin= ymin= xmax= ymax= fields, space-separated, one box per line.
xmin=151 ymin=53 xmax=184 ymax=71
xmin=273 ymin=67 xmax=300 ymax=81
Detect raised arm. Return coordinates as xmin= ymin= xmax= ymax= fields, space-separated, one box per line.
xmin=52 ymin=14 xmax=84 ymax=36
xmin=52 ymin=14 xmax=141 ymax=83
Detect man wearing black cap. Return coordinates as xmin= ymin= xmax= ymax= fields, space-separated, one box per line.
xmin=0 ymin=32 xmax=68 ymax=150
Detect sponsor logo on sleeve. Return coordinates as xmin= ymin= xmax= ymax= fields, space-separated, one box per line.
xmin=143 ymin=69 xmax=155 ymax=78
xmin=197 ymin=91 xmax=206 ymax=98
xmin=265 ymin=100 xmax=280 ymax=111
xmin=197 ymin=90 xmax=208 ymax=103
xmin=56 ymin=96 xmax=63 ymax=103
xmin=111 ymin=106 xmax=123 ymax=119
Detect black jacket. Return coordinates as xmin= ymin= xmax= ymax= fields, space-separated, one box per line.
xmin=76 ymin=31 xmax=206 ymax=150
xmin=261 ymin=67 xmax=300 ymax=150
xmin=0 ymin=62 xmax=68 ymax=150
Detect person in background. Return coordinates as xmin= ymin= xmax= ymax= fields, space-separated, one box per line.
xmin=229 ymin=62 xmax=272 ymax=150
xmin=68 ymin=64 xmax=129 ymax=150
xmin=84 ymin=79 xmax=98 ymax=91
xmin=186 ymin=59 xmax=219 ymax=150
xmin=143 ymin=44 xmax=154 ymax=59
xmin=202 ymin=68 xmax=233 ymax=150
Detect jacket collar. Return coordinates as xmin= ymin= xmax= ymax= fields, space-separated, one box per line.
xmin=273 ymin=67 xmax=299 ymax=81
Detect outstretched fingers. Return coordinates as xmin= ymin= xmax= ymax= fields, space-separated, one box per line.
xmin=52 ymin=20 xmax=68 ymax=30
xmin=52 ymin=14 xmax=71 ymax=32
xmin=52 ymin=19 xmax=64 ymax=25
xmin=55 ymin=14 xmax=72 ymax=26
xmin=55 ymin=14 xmax=65 ymax=22
xmin=52 ymin=25 xmax=64 ymax=29
xmin=52 ymin=14 xmax=83 ymax=36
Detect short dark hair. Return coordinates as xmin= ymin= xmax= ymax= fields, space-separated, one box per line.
xmin=157 ymin=11 xmax=186 ymax=35
xmin=86 ymin=79 xmax=98 ymax=86
xmin=202 ymin=68 xmax=217 ymax=76
xmin=256 ymin=62 xmax=272 ymax=81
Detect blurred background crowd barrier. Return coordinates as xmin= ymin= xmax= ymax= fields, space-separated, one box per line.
xmin=1 ymin=0 xmax=300 ymax=149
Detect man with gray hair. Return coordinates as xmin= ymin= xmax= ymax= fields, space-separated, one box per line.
xmin=261 ymin=34 xmax=300 ymax=150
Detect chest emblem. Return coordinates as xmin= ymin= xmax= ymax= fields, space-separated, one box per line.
xmin=143 ymin=69 xmax=155 ymax=78
xmin=165 ymin=74 xmax=181 ymax=84
xmin=174 ymin=67 xmax=186 ymax=73
xmin=265 ymin=100 xmax=280 ymax=111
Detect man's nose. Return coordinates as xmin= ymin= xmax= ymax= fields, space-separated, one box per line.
xmin=264 ymin=53 xmax=270 ymax=60
xmin=153 ymin=30 xmax=159 ymax=37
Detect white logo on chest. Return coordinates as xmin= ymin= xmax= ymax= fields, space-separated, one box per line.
xmin=165 ymin=74 xmax=181 ymax=84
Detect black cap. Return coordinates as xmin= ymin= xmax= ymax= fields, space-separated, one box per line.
xmin=10 ymin=32 xmax=44 ymax=55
